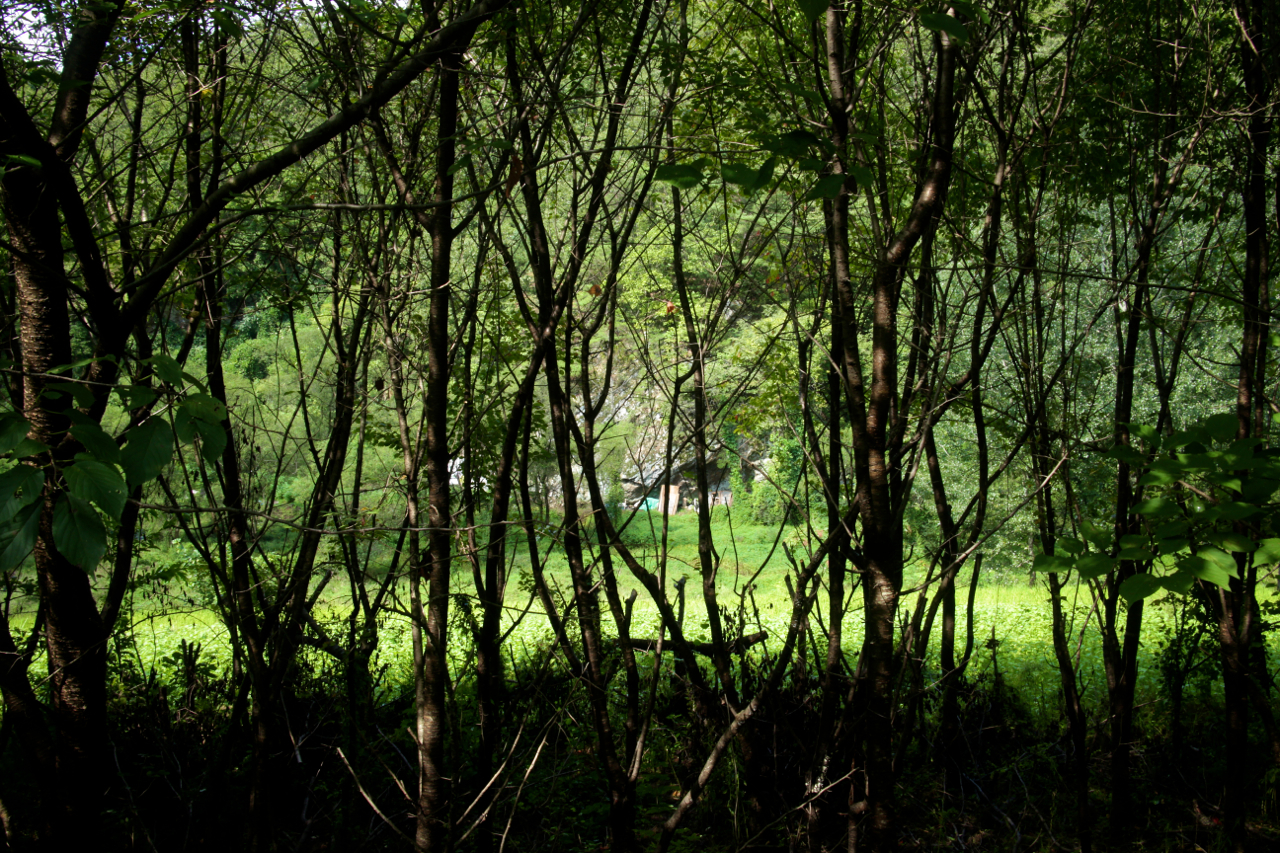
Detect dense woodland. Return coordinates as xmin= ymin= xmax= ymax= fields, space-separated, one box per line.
xmin=1 ymin=0 xmax=1278 ymax=850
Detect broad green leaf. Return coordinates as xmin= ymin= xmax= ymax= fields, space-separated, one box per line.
xmin=950 ymin=0 xmax=991 ymax=24
xmin=920 ymin=12 xmax=968 ymax=43
xmin=117 ymin=384 xmax=158 ymax=411
xmin=848 ymin=164 xmax=873 ymax=186
xmin=1204 ymin=413 xmax=1238 ymax=443
xmin=1076 ymin=553 xmax=1114 ymax=580
xmin=1217 ymin=501 xmax=1259 ymax=521
xmin=1105 ymin=444 xmax=1144 ymax=465
xmin=7 ymin=437 xmax=49 ymax=457
xmin=0 ymin=465 xmax=44 ymax=525
xmin=0 ymin=413 xmax=31 ymax=456
xmin=1254 ymin=538 xmax=1280 ymax=563
xmin=0 ymin=502 xmax=42 ymax=571
xmin=1137 ymin=465 xmax=1180 ymax=487
xmin=193 ymin=418 xmax=227 ymax=463
xmin=1166 ymin=429 xmax=1202 ymax=450
xmin=68 ymin=416 xmax=120 ymax=464
xmin=1180 ymin=553 xmax=1234 ymax=588
xmin=64 ymin=456 xmax=126 ymax=521
xmin=1133 ymin=496 xmax=1177 ymax=518
xmin=794 ymin=0 xmax=827 ymax=24
xmin=47 ymin=381 xmax=94 ymax=408
xmin=174 ymin=408 xmax=197 ymax=445
xmin=149 ymin=353 xmax=185 ymax=386
xmin=768 ymin=130 xmax=822 ymax=157
xmin=1209 ymin=531 xmax=1256 ymax=553
xmin=180 ymin=393 xmax=227 ymax=424
xmin=1158 ymin=570 xmax=1195 ymax=594
xmin=655 ymin=163 xmax=704 ymax=189
xmin=805 ymin=175 xmax=846 ymax=201
xmin=1241 ymin=476 xmax=1279 ymax=503
xmin=1199 ymin=546 xmax=1239 ymax=576
xmin=121 ymin=419 xmax=174 ymax=488
xmin=1154 ymin=520 xmax=1188 ymax=539
xmin=721 ymin=163 xmax=758 ymax=186
xmin=1033 ymin=552 xmax=1072 ymax=573
xmin=446 ymin=154 xmax=473 ymax=176
xmin=1081 ymin=518 xmax=1110 ymax=550
xmin=1057 ymin=537 xmax=1085 ymax=557
xmin=1118 ymin=545 xmax=1154 ymax=562
xmin=1119 ymin=572 xmax=1161 ymax=603
xmin=1129 ymin=422 xmax=1160 ymax=448
xmin=1206 ymin=472 xmax=1243 ymax=493
xmin=52 ymin=494 xmax=107 ymax=570
xmin=745 ymin=157 xmax=777 ymax=193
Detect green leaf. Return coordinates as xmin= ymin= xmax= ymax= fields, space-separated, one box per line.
xmin=1133 ymin=496 xmax=1178 ymax=518
xmin=721 ymin=162 xmax=758 ymax=186
xmin=794 ymin=0 xmax=827 ymax=24
xmin=0 ymin=465 xmax=44 ymax=525
xmin=920 ymin=12 xmax=968 ymax=43
xmin=1080 ymin=518 xmax=1110 ymax=551
xmin=848 ymin=164 xmax=873 ymax=186
xmin=1241 ymin=476 xmax=1279 ymax=503
xmin=120 ymin=419 xmax=174 ymax=488
xmin=1105 ymin=444 xmax=1145 ymax=465
xmin=64 ymin=456 xmax=126 ymax=521
xmin=768 ymin=130 xmax=822 ymax=158
xmin=1204 ymin=413 xmax=1238 ymax=443
xmin=1180 ymin=553 xmax=1234 ymax=588
xmin=949 ymin=0 xmax=990 ymax=24
xmin=0 ymin=413 xmax=31 ymax=456
xmin=2 ymin=154 xmax=41 ymax=170
xmin=1254 ymin=538 xmax=1280 ymax=563
xmin=0 ymin=502 xmax=42 ymax=571
xmin=193 ymin=418 xmax=227 ymax=463
xmin=1119 ymin=572 xmax=1161 ymax=603
xmin=1118 ymin=545 xmax=1154 ymax=562
xmin=1057 ymin=537 xmax=1085 ymax=557
xmin=47 ymin=381 xmax=95 ymax=408
xmin=174 ymin=408 xmax=196 ymax=445
xmin=1076 ymin=553 xmax=1114 ymax=580
xmin=446 ymin=153 xmax=473 ymax=176
xmin=52 ymin=493 xmax=106 ymax=571
xmin=1158 ymin=570 xmax=1195 ymax=594
xmin=180 ymin=393 xmax=227 ymax=424
xmin=1209 ymin=531 xmax=1256 ymax=553
xmin=7 ymin=438 xmax=49 ymax=457
xmin=1217 ymin=501 xmax=1259 ymax=521
xmin=1166 ymin=429 xmax=1202 ymax=450
xmin=149 ymin=353 xmax=185 ymax=386
xmin=1033 ymin=553 xmax=1072 ymax=573
xmin=117 ymin=384 xmax=158 ymax=411
xmin=655 ymin=163 xmax=705 ymax=189
xmin=68 ymin=415 xmax=120 ymax=464
xmin=1129 ymin=422 xmax=1160 ymax=448
xmin=805 ymin=175 xmax=846 ymax=201
xmin=745 ymin=157 xmax=777 ymax=193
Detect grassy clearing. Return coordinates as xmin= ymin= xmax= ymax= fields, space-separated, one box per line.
xmin=93 ymin=511 xmax=1279 ymax=737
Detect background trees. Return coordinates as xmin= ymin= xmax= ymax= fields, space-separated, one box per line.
xmin=1 ymin=0 xmax=1277 ymax=850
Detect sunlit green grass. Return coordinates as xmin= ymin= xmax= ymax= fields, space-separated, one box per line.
xmin=16 ymin=509 xmax=1269 ymax=730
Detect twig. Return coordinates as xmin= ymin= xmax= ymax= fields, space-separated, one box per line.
xmin=337 ymin=747 xmax=414 ymax=845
